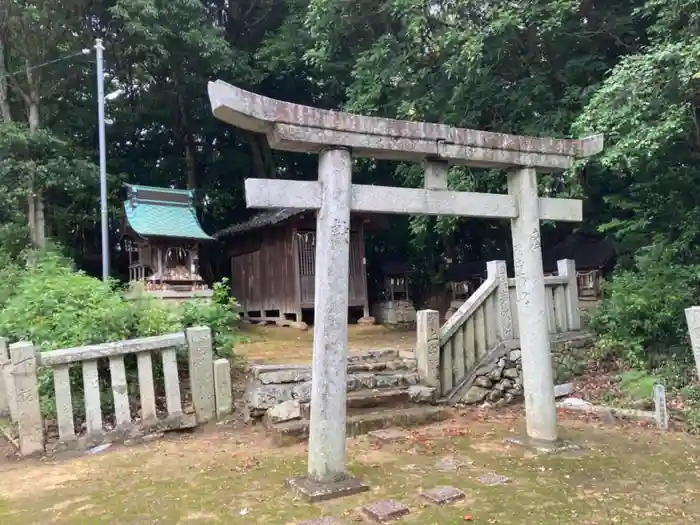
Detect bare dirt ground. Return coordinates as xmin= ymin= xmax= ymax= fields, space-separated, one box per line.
xmin=0 ymin=406 xmax=698 ymax=525
xmin=236 ymin=324 xmax=415 ymax=363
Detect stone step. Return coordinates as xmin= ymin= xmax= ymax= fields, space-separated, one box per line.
xmin=299 ymin=388 xmax=411 ymax=419
xmin=269 ymin=405 xmax=452 ymax=446
xmin=253 ymin=358 xmax=417 ymax=386
xmin=247 ymin=371 xmax=422 ymax=417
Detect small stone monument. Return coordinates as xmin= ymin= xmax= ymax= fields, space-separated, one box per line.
xmin=654 ymin=383 xmax=668 ymax=431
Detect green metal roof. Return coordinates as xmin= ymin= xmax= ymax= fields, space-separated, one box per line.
xmin=127 ymin=184 xmax=195 ymax=198
xmin=123 ymin=184 xmax=213 ymax=241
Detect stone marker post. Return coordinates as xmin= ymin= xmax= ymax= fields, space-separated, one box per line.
xmin=416 ymin=310 xmax=440 ymax=389
xmin=487 ymin=260 xmax=514 ymax=340
xmin=186 ymin=326 xmax=215 ymax=424
xmin=653 ymin=383 xmax=668 ymax=431
xmin=685 ymin=307 xmax=700 ymax=382
xmin=508 ymin=167 xmax=557 ymax=443
xmin=213 ymin=358 xmax=233 ymax=419
xmin=557 ymin=259 xmax=581 ymax=330
xmin=10 ymin=342 xmax=44 ymax=456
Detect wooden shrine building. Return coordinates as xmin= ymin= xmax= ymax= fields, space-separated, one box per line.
xmin=373 ymin=261 xmax=417 ymax=326
xmin=121 ymin=184 xmax=214 ymax=301
xmin=217 ymin=209 xmax=374 ymax=323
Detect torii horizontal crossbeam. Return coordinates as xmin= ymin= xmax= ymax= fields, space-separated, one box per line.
xmin=208 ymin=80 xmax=603 ymax=172
xmin=244 ymin=178 xmax=582 ymax=222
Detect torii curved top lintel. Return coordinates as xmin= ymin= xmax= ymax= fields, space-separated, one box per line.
xmin=208 ymin=80 xmax=603 ymax=171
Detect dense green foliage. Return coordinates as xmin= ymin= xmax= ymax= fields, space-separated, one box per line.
xmin=0 ymin=252 xmax=135 ymax=349
xmin=181 ymin=279 xmax=242 ymax=357
xmin=0 ymin=250 xmax=240 ymax=357
xmin=591 ymin=247 xmax=700 ymax=379
xmin=0 ymin=249 xmax=240 ymax=417
xmin=1 ymin=1 xmax=699 ymax=385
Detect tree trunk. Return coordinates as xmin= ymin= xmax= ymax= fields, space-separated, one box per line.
xmin=247 ymin=132 xmax=266 ymax=179
xmin=27 ymin=78 xmax=46 ymax=248
xmin=179 ymin=102 xmax=197 ymax=189
xmin=258 ymin=134 xmax=275 ymax=177
xmin=185 ymin=142 xmax=196 ymax=189
xmin=174 ymin=77 xmax=197 ymax=189
xmin=0 ymin=39 xmax=10 ymax=122
xmin=247 ymin=132 xmax=276 ymax=178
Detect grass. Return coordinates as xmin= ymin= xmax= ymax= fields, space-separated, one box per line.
xmin=0 ymin=409 xmax=699 ymax=525
xmin=618 ymin=370 xmax=660 ymax=399
xmin=237 ymin=324 xmax=415 ymax=363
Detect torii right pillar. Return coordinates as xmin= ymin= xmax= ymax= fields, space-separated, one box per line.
xmin=508 ymin=167 xmax=558 ymax=442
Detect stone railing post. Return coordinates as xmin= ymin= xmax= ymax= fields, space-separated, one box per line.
xmin=416 ymin=310 xmax=440 ymax=389
xmin=685 ymin=307 xmax=700 ymax=382
xmin=487 ymin=260 xmax=514 ymax=341
xmin=186 ymin=327 xmax=215 ymax=424
xmin=10 ymin=342 xmax=44 ymax=456
xmin=213 ymin=358 xmax=233 ymax=420
xmin=557 ymin=259 xmax=581 ymax=331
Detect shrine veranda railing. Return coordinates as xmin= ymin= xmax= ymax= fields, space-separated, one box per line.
xmin=0 ymin=327 xmax=233 ymax=457
xmin=416 ymin=259 xmax=581 ymax=400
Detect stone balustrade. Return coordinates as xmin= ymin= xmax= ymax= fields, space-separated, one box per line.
xmin=417 ymin=259 xmax=583 ymax=402
xmin=0 ymin=326 xmax=233 ymax=457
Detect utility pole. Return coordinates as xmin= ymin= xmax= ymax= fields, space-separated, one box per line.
xmin=95 ymin=38 xmax=109 ymax=281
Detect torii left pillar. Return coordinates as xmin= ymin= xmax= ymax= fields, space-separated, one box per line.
xmin=286 ymin=148 xmax=370 ymax=500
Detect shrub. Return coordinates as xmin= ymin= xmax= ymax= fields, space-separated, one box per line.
xmin=0 ymin=249 xmax=23 ymax=311
xmin=180 ymin=278 xmax=241 ymax=357
xmin=0 ymin=253 xmax=136 ymax=349
xmin=0 ymin=251 xmax=242 ymax=418
xmin=131 ymin=298 xmax=183 ymax=337
xmin=590 ymin=245 xmax=700 ymax=376
xmin=0 ymin=251 xmax=240 ymax=354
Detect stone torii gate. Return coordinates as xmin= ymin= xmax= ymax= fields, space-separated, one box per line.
xmin=208 ymin=80 xmax=603 ymax=500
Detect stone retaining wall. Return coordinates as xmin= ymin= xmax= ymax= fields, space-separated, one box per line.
xmin=462 ymin=333 xmax=593 ymax=406
xmin=245 ymin=349 xmax=419 ymax=418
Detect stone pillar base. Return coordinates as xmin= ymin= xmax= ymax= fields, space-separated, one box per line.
xmin=505 ymin=435 xmax=581 ymax=455
xmin=286 ymin=475 xmax=369 ymax=502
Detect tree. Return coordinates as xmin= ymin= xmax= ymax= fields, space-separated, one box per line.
xmin=573 ymin=0 xmax=700 ymax=255
xmin=0 ymin=122 xmax=106 ymax=262
xmin=261 ymin=0 xmax=642 ymax=281
xmin=570 ymin=0 xmax=700 ymax=377
xmin=3 ymin=0 xmax=95 ymax=247
xmin=109 ymin=0 xmax=253 ymax=190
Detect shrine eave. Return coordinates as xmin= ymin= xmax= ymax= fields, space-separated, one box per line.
xmin=123 ymin=201 xmax=214 ymax=241
xmin=208 ymin=80 xmax=603 ymax=171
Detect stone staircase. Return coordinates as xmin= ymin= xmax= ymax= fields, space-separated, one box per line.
xmin=244 ymin=349 xmax=451 ymax=445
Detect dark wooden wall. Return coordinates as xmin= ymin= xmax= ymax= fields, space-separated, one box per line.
xmin=230 ymin=226 xmax=297 ymax=318
xmin=229 ymin=216 xmax=370 ymax=320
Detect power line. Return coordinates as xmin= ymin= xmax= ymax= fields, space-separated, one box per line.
xmin=0 ymin=49 xmax=92 ymax=81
